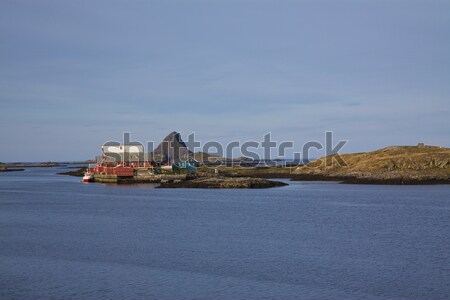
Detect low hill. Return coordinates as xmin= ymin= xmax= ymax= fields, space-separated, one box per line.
xmin=293 ymin=145 xmax=450 ymax=184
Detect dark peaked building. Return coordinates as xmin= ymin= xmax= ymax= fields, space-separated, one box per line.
xmin=152 ymin=131 xmax=192 ymax=162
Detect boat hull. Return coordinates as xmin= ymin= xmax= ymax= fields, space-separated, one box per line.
xmin=82 ymin=173 xmax=93 ymax=183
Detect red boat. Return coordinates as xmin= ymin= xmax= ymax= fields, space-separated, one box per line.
xmin=81 ymin=171 xmax=93 ymax=182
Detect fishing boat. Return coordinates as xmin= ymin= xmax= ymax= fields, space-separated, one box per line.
xmin=82 ymin=171 xmax=93 ymax=183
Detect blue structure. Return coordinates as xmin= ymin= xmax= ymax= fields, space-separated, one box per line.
xmin=172 ymin=159 xmax=199 ymax=173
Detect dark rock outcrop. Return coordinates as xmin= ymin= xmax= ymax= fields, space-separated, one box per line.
xmin=58 ymin=167 xmax=87 ymax=177
xmin=158 ymin=176 xmax=288 ymax=188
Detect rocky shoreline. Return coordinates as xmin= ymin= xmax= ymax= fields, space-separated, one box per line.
xmin=58 ymin=167 xmax=87 ymax=177
xmin=55 ymin=144 xmax=450 ymax=186
xmin=290 ymin=174 xmax=450 ymax=185
xmin=158 ymin=176 xmax=288 ymax=188
xmin=58 ymin=166 xmax=288 ymax=188
xmin=58 ymin=165 xmax=450 ymax=186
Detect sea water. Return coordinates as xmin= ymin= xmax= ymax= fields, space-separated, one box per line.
xmin=1 ymin=167 xmax=449 ymax=300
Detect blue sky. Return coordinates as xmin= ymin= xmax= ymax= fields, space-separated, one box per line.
xmin=1 ymin=0 xmax=449 ymax=161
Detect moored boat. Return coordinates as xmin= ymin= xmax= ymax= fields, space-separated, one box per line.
xmin=82 ymin=171 xmax=93 ymax=183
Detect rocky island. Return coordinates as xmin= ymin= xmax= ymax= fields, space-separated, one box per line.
xmin=293 ymin=144 xmax=450 ymax=184
xmin=158 ymin=176 xmax=288 ymax=188
xmin=55 ymin=131 xmax=288 ymax=188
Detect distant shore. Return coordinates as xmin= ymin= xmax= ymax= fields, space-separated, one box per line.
xmin=0 ymin=168 xmax=25 ymax=172
xmin=1 ymin=161 xmax=89 ymax=174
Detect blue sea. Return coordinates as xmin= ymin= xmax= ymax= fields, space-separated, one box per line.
xmin=1 ymin=167 xmax=449 ymax=300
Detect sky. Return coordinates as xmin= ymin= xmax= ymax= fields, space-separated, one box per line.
xmin=0 ymin=0 xmax=449 ymax=161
